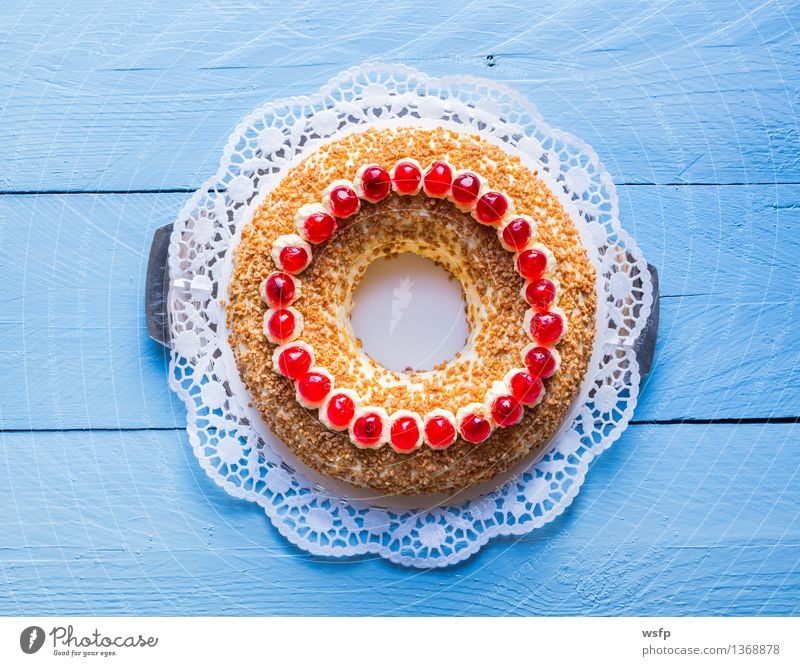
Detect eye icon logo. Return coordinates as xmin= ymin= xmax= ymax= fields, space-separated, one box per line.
xmin=20 ymin=626 xmax=45 ymax=654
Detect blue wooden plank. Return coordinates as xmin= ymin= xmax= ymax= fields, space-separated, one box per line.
xmin=1 ymin=185 xmax=798 ymax=429
xmin=0 ymin=193 xmax=184 ymax=430
xmin=0 ymin=0 xmax=797 ymax=191
xmin=1 ymin=424 xmax=797 ymax=615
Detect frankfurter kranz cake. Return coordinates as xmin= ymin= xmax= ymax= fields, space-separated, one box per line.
xmin=227 ymin=126 xmax=596 ymax=495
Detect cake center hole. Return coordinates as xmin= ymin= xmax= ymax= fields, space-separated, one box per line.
xmin=351 ymin=252 xmax=469 ymax=373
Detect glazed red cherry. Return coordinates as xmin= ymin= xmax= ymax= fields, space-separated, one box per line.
xmin=509 ymin=371 xmax=544 ymax=406
xmin=525 ymin=279 xmax=556 ymax=309
xmin=328 ymin=185 xmax=360 ymax=218
xmin=352 ymin=412 xmax=384 ymax=447
xmin=263 ymin=272 xmax=296 ymax=308
xmin=302 ymin=211 xmax=337 ymax=244
xmin=360 ymin=166 xmax=392 ymax=202
xmin=524 ymin=346 xmax=557 ymax=379
xmin=516 ymin=248 xmax=547 ymax=280
xmin=451 ymin=172 xmax=481 ymax=207
xmin=390 ymin=416 xmax=421 ymax=452
xmin=491 ymin=396 xmax=524 ymax=427
xmin=423 ymin=161 xmax=453 ymax=197
xmin=531 ymin=311 xmax=564 ymax=344
xmin=277 ymin=345 xmax=312 ymax=380
xmin=424 ymin=415 xmax=456 ymax=448
xmin=279 ymin=246 xmax=310 ymax=274
xmin=392 ymin=161 xmax=422 ymax=194
xmin=297 ymin=371 xmax=332 ymax=405
xmin=459 ymin=413 xmax=492 ymax=443
xmin=474 ymin=191 xmax=508 ymax=225
xmin=502 ymin=217 xmax=533 ymax=250
xmin=267 ymin=309 xmax=296 ymax=342
xmin=325 ymin=393 xmax=356 ymax=429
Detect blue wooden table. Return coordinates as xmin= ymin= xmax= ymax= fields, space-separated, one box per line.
xmin=1 ymin=0 xmax=798 ymax=615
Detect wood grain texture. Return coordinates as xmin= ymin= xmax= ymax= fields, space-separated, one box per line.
xmin=1 ymin=184 xmax=798 ymax=430
xmin=0 ymin=0 xmax=798 ymax=191
xmin=1 ymin=424 xmax=797 ymax=615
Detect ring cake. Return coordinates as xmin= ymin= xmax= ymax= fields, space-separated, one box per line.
xmin=227 ymin=125 xmax=597 ymax=495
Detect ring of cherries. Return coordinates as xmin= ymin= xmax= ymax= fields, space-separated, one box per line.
xmin=260 ymin=158 xmax=566 ymax=453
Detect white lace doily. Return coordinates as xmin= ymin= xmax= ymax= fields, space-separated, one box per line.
xmin=166 ymin=64 xmax=653 ymax=568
